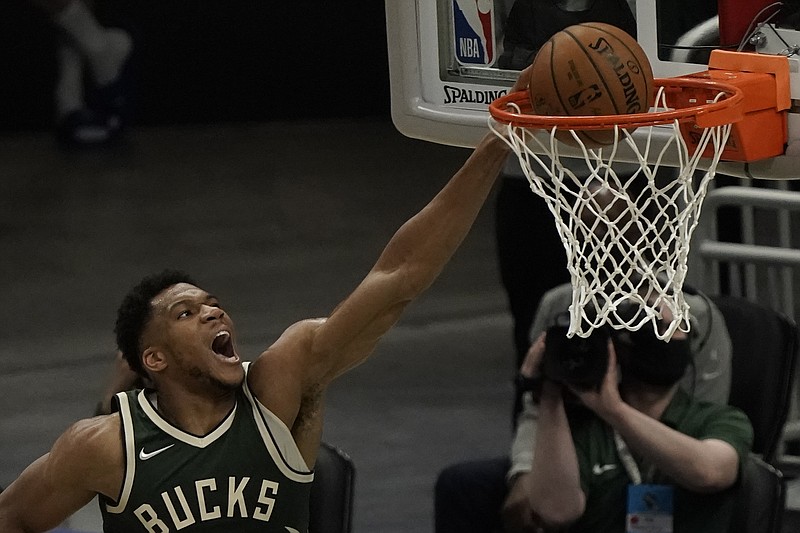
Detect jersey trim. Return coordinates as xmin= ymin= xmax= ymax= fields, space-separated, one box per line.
xmin=137 ymin=389 xmax=237 ymax=447
xmin=104 ymin=391 xmax=136 ymax=514
xmin=242 ymin=362 xmax=314 ymax=483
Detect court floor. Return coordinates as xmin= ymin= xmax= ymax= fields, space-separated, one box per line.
xmin=0 ymin=119 xmax=797 ymax=532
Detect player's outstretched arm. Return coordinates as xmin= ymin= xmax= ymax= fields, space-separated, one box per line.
xmin=251 ymin=131 xmax=513 ymax=414
xmin=295 ymin=68 xmax=533 ymax=384
xmin=247 ymin=69 xmax=533 ymax=459
xmin=0 ymin=416 xmax=123 ymax=532
xmin=309 ymin=131 xmax=511 ymax=377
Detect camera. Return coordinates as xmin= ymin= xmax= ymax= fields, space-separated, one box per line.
xmin=542 ymin=312 xmax=610 ymax=389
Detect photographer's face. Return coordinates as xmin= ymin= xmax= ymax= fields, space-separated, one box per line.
xmin=655 ymin=305 xmax=688 ymax=341
xmin=615 ymin=305 xmax=691 ymax=388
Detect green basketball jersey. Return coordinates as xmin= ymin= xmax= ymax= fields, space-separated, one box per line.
xmin=100 ymin=363 xmax=313 ymax=532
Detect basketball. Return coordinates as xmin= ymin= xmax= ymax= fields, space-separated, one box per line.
xmin=528 ymin=22 xmax=655 ymax=148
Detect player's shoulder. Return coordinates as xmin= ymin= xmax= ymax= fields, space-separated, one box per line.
xmin=284 ymin=317 xmax=327 ymax=336
xmin=48 ymin=414 xmax=124 ymax=496
xmin=56 ymin=414 xmax=122 ymax=460
xmin=260 ymin=318 xmax=326 ymax=356
xmin=250 ymin=318 xmax=327 ymax=372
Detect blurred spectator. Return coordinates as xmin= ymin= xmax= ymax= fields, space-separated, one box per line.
xmin=29 ymin=0 xmax=133 ymax=146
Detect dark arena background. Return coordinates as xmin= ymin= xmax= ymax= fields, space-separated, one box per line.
xmin=1 ymin=1 xmax=800 ymax=532
xmin=1 ymin=0 xmax=391 ymax=130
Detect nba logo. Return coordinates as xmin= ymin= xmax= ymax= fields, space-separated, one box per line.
xmin=452 ymin=0 xmax=496 ymax=66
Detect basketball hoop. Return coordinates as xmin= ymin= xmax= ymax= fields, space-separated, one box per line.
xmin=488 ymin=77 xmax=745 ymax=341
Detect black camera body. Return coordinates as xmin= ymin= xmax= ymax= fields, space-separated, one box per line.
xmin=542 ymin=313 xmax=610 ymax=389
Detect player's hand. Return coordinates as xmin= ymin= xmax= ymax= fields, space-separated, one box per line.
xmin=568 ymin=339 xmax=624 ymax=419
xmin=510 ymin=65 xmax=532 ymax=94
xmin=501 ymin=473 xmax=540 ymax=533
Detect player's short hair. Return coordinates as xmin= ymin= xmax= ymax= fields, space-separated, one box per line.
xmin=115 ymin=269 xmax=197 ymax=376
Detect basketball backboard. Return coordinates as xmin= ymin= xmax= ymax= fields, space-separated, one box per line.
xmin=385 ymin=0 xmax=800 ymax=179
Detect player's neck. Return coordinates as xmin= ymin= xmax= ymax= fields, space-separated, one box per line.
xmin=150 ymin=388 xmax=237 ymax=436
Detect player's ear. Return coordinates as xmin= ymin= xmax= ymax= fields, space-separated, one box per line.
xmin=142 ymin=347 xmax=167 ymax=372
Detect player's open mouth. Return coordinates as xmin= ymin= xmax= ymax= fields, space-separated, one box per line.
xmin=211 ymin=331 xmax=237 ymax=359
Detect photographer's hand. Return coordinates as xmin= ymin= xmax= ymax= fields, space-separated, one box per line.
xmin=569 ymin=339 xmax=625 ymax=420
xmin=520 ymin=333 xmax=546 ymax=378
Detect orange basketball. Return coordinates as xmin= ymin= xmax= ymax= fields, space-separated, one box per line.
xmin=528 ymin=22 xmax=655 ymax=148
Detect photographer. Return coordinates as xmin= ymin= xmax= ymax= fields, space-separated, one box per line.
xmin=517 ymin=305 xmax=753 ymax=532
xmin=435 ymin=284 xmax=735 ymax=533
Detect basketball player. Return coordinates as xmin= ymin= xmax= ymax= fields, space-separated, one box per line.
xmin=0 ymin=69 xmax=532 ymax=532
xmin=30 ymin=0 xmax=132 ymax=145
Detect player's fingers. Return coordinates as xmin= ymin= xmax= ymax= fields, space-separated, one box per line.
xmin=510 ymin=65 xmax=532 ymax=93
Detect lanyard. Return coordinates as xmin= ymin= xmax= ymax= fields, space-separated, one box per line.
xmin=613 ymin=430 xmax=656 ymax=485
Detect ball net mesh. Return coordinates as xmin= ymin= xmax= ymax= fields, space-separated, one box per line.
xmin=489 ymin=86 xmax=734 ymax=340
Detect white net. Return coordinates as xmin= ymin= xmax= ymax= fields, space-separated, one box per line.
xmin=489 ymin=86 xmax=734 ymax=340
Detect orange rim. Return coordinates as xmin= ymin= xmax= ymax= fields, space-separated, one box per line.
xmin=489 ymin=77 xmax=744 ymax=131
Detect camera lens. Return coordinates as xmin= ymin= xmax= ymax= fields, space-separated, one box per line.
xmin=543 ymin=317 xmax=609 ymax=388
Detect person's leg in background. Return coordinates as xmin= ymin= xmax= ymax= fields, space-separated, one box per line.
xmin=29 ymin=0 xmax=133 ymax=145
xmin=434 ymin=457 xmax=511 ymax=533
xmin=495 ymin=169 xmax=569 ymax=425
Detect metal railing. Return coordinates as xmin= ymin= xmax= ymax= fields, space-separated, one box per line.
xmin=690 ymin=183 xmax=800 ymax=474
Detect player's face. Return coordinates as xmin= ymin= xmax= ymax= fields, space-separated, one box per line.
xmin=146 ymin=283 xmax=244 ymax=391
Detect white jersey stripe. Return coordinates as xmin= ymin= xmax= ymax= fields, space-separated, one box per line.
xmin=137 ymin=389 xmax=237 ymax=447
xmin=242 ymin=362 xmax=313 ymax=483
xmin=104 ymin=391 xmax=136 ymax=514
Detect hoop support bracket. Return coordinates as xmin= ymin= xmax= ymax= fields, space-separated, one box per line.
xmin=675 ymin=50 xmax=790 ymax=162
